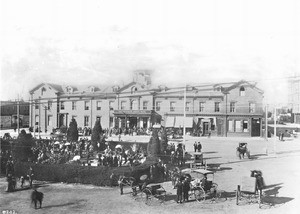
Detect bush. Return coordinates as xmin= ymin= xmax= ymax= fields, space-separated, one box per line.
xmin=13 ymin=162 xmax=132 ymax=186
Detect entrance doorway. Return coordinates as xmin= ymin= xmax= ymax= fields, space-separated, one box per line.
xmin=251 ymin=118 xmax=261 ymax=136
xmin=59 ymin=114 xmax=65 ymax=127
xmin=203 ymin=122 xmax=209 ymax=136
xmin=129 ymin=117 xmax=137 ymax=128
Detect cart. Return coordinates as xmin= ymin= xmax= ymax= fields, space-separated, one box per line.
xmin=236 ymin=171 xmax=264 ymax=208
xmin=236 ymin=142 xmax=251 ymax=159
xmin=190 ymin=152 xmax=206 ymax=169
xmin=181 ymin=168 xmax=227 ymax=203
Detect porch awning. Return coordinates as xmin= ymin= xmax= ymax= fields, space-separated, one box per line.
xmin=175 ymin=117 xmax=193 ymax=128
xmin=165 ymin=117 xmax=175 ymax=127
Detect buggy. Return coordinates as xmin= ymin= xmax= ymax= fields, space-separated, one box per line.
xmin=181 ymin=168 xmax=227 ymax=203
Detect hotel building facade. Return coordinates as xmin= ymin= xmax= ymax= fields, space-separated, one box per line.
xmin=29 ymin=71 xmax=264 ymax=137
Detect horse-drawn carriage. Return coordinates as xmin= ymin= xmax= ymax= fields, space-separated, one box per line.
xmin=236 ymin=170 xmax=265 ymax=208
xmin=181 ymin=168 xmax=227 ymax=203
xmin=189 ymin=152 xmax=206 ymax=169
xmin=236 ymin=142 xmax=251 ymax=159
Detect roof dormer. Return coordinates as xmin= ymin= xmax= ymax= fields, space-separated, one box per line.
xmin=66 ymin=86 xmax=74 ymax=94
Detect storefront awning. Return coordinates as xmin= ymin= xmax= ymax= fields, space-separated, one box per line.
xmin=165 ymin=116 xmax=175 ymax=127
xmin=174 ymin=117 xmax=194 ymax=128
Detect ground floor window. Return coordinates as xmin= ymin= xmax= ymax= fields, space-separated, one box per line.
xmin=48 ymin=115 xmax=52 ymax=126
xmin=84 ymin=116 xmax=89 ymax=127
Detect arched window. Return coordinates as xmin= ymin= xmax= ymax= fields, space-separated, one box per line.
xmin=239 ymin=86 xmax=245 ymax=96
xmin=131 ymin=86 xmax=138 ymax=94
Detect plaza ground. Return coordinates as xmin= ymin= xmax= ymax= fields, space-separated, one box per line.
xmin=1 ymin=135 xmax=300 ymax=214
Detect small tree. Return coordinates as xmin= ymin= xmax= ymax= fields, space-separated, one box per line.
xmin=91 ymin=119 xmax=103 ymax=150
xmin=67 ymin=118 xmax=79 ymax=142
xmin=147 ymin=129 xmax=160 ymax=158
xmin=13 ymin=129 xmax=34 ymax=162
xmin=160 ymin=128 xmax=168 ymax=154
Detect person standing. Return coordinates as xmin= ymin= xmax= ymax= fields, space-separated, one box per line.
xmin=197 ymin=142 xmax=202 ymax=152
xmin=194 ymin=141 xmax=197 ymax=152
xmin=175 ymin=179 xmax=183 ymax=203
xmin=182 ymin=177 xmax=190 ymax=202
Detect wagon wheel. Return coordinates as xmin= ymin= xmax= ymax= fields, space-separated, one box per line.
xmin=141 ymin=188 xmax=153 ymax=205
xmin=126 ymin=177 xmax=136 ymax=187
xmin=194 ymin=187 xmax=206 ymax=202
xmin=236 ymin=185 xmax=241 ymax=205
xmin=156 ymin=186 xmax=166 ymax=204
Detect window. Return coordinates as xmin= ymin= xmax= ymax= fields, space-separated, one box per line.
xmin=199 ymin=102 xmax=204 ymax=112
xmin=170 ymin=102 xmax=176 ymax=112
xmin=249 ymin=103 xmax=255 ymax=113
xmin=41 ymin=87 xmax=46 ymax=96
xmin=156 ymin=101 xmax=161 ymax=111
xmin=109 ymin=117 xmax=114 ymax=127
xmin=84 ymin=101 xmax=89 ymax=110
xmin=84 ymin=116 xmax=89 ymax=126
xmin=48 ymin=100 xmax=52 ymax=110
xmin=130 ymin=100 xmax=138 ymax=110
xmin=228 ymin=120 xmax=234 ymax=132
xmin=35 ymin=115 xmax=39 ymax=125
xmin=60 ymin=101 xmax=65 ymax=110
xmin=121 ymin=101 xmax=126 ymax=110
xmin=185 ymin=102 xmax=191 ymax=111
xmin=97 ymin=101 xmax=101 ymax=110
xmin=239 ymin=86 xmax=245 ymax=96
xmin=96 ymin=116 xmax=101 ymax=122
xmin=35 ymin=101 xmax=39 ymax=110
xmin=214 ymin=102 xmax=220 ymax=112
xmin=48 ymin=115 xmax=52 ymax=126
xmin=243 ymin=120 xmax=248 ymax=132
xmin=143 ymin=101 xmax=148 ymax=110
xmin=235 ymin=120 xmax=242 ymax=132
xmin=72 ymin=101 xmax=77 ymax=110
xmin=230 ymin=102 xmax=235 ymax=112
xmin=109 ymin=101 xmax=114 ymax=110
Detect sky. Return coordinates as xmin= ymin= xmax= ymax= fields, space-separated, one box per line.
xmin=0 ymin=0 xmax=299 ymax=106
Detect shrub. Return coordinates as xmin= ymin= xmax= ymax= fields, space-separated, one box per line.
xmin=13 ymin=162 xmax=132 ymax=186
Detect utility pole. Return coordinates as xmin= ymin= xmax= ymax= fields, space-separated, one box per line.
xmin=183 ymin=84 xmax=187 ymax=159
xmin=265 ymin=105 xmax=268 ymax=155
xmin=17 ymin=94 xmax=20 ymax=135
xmin=273 ymin=106 xmax=277 ymax=155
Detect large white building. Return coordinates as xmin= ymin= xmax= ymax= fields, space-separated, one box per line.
xmin=29 ymin=70 xmax=264 ymax=137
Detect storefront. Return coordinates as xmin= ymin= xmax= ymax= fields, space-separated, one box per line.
xmin=113 ymin=110 xmax=161 ymax=129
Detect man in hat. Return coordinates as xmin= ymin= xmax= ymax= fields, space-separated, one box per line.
xmin=182 ymin=177 xmax=190 ymax=202
xmin=175 ymin=178 xmax=183 ymax=203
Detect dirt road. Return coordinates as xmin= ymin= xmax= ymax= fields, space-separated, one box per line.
xmin=1 ymin=137 xmax=300 ymax=214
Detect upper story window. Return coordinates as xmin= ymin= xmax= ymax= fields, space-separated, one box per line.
xmin=97 ymin=101 xmax=101 ymax=110
xmin=66 ymin=86 xmax=73 ymax=94
xmin=90 ymin=87 xmax=95 ymax=93
xmin=60 ymin=101 xmax=65 ymax=110
xmin=72 ymin=101 xmax=77 ymax=110
xmin=109 ymin=101 xmax=114 ymax=110
xmin=214 ymin=102 xmax=220 ymax=112
xmin=84 ymin=101 xmax=89 ymax=110
xmin=143 ymin=101 xmax=148 ymax=110
xmin=35 ymin=101 xmax=39 ymax=109
xmin=156 ymin=101 xmax=161 ymax=111
xmin=131 ymin=86 xmax=138 ymax=94
xmin=239 ymin=86 xmax=245 ymax=96
xmin=41 ymin=87 xmax=46 ymax=96
xmin=121 ymin=101 xmax=126 ymax=110
xmin=249 ymin=103 xmax=255 ymax=113
xmin=199 ymin=102 xmax=205 ymax=112
xmin=230 ymin=102 xmax=236 ymax=112
xmin=48 ymin=100 xmax=52 ymax=110
xmin=130 ymin=100 xmax=138 ymax=110
xmin=185 ymin=102 xmax=191 ymax=111
xmin=170 ymin=101 xmax=176 ymax=112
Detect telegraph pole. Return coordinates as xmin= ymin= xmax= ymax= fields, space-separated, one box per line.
xmin=273 ymin=106 xmax=277 ymax=155
xmin=17 ymin=94 xmax=20 ymax=135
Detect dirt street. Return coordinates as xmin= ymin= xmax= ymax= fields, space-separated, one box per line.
xmin=1 ymin=136 xmax=300 ymax=214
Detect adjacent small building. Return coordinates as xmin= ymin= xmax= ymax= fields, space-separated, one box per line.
xmin=29 ymin=70 xmax=264 ymax=137
xmin=0 ymin=100 xmax=30 ymax=128
xmin=288 ymin=76 xmax=300 ymax=124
